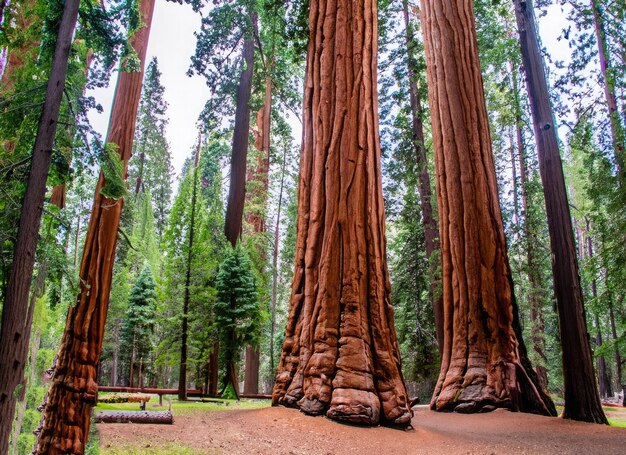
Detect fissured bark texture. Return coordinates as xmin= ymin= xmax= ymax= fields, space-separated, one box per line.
xmin=272 ymin=0 xmax=412 ymax=426
xmin=35 ymin=1 xmax=155 ymax=453
xmin=420 ymin=0 xmax=555 ymax=416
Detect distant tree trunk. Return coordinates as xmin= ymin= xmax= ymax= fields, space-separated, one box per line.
xmin=513 ymin=0 xmax=607 ymax=424
xmin=512 ymin=67 xmax=548 ymax=390
xmin=401 ymin=0 xmax=442 ymax=352
xmin=129 ymin=335 xmax=136 ymax=388
xmin=224 ymin=13 xmax=256 ymax=247
xmin=420 ymin=0 xmax=555 ymax=415
xmin=50 ymin=48 xmax=95 ymax=210
xmin=111 ymin=335 xmax=118 ymax=387
xmin=591 ymin=0 xmax=624 ymax=174
xmin=134 ymin=141 xmax=147 ymax=195
xmin=244 ymin=74 xmax=272 ymax=395
xmin=35 ymin=1 xmax=156 ymax=452
xmin=9 ymin=264 xmax=44 ymax=455
xmin=594 ymin=312 xmax=611 ymax=398
xmin=272 ymin=0 xmax=412 ymax=426
xmin=0 ymin=1 xmax=80 ymax=452
xmin=243 ymin=346 xmax=260 ymax=394
xmin=514 ymin=0 xmax=607 ymax=423
xmin=179 ymin=134 xmax=202 ymax=401
xmin=208 ymin=341 xmax=219 ymax=396
xmin=585 ymin=218 xmax=611 ymax=398
xmin=509 ymin=136 xmax=520 ymax=226
xmin=269 ymin=145 xmax=288 ymax=375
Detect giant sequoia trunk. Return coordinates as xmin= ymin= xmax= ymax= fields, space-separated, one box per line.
xmin=420 ymin=0 xmax=555 ymax=415
xmin=35 ymin=1 xmax=156 ymax=452
xmin=0 ymin=1 xmax=79 ymax=452
xmin=224 ymin=14 xmax=256 ymax=247
xmin=513 ymin=0 xmax=607 ymax=424
xmin=222 ymin=12 xmax=256 ymax=399
xmin=244 ymin=75 xmax=272 ymax=394
xmin=272 ymin=0 xmax=412 ymax=426
xmin=401 ymin=0 xmax=442 ymax=352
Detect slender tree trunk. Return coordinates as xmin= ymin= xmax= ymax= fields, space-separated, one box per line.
xmin=8 ymin=264 xmax=44 ymax=454
xmin=513 ymin=0 xmax=607 ymax=424
xmin=594 ymin=312 xmax=611 ymax=398
xmin=111 ymin=335 xmax=118 ymax=387
xmin=129 ymin=335 xmax=136 ymax=388
xmin=585 ymin=218 xmax=610 ymax=397
xmin=401 ymin=0 xmax=442 ymax=352
xmin=208 ymin=341 xmax=219 ymax=396
xmin=224 ymin=13 xmax=256 ymax=247
xmin=273 ymin=0 xmax=412 ymax=426
xmin=179 ymin=134 xmax=201 ymax=401
xmin=35 ymin=1 xmax=156 ymax=452
xmin=420 ymin=0 xmax=555 ymax=416
xmin=512 ymin=66 xmax=548 ymax=390
xmin=601 ymin=239 xmax=623 ymax=392
xmin=591 ymin=0 xmax=624 ymax=174
xmin=269 ymin=145 xmax=288 ymax=375
xmin=244 ymin=74 xmax=273 ymax=395
xmin=134 ymin=142 xmax=147 ymax=195
xmin=509 ymin=136 xmax=520 ymax=226
xmin=0 ymin=2 xmax=80 ymax=452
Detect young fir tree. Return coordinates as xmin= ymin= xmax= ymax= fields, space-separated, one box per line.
xmin=215 ymin=245 xmax=261 ymax=399
xmin=122 ymin=266 xmax=157 ymax=388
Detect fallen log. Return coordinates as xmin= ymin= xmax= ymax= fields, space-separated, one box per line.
xmin=95 ymin=410 xmax=173 ymax=424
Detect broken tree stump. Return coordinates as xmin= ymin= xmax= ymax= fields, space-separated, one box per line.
xmin=95 ymin=410 xmax=173 ymax=424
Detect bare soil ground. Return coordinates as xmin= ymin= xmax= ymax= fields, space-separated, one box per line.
xmin=97 ymin=404 xmax=626 ymax=454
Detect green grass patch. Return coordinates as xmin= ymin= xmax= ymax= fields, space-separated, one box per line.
xmin=95 ymin=394 xmax=270 ymax=414
xmin=608 ymin=418 xmax=626 ymax=428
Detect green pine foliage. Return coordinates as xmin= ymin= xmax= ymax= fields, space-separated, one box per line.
xmin=121 ymin=266 xmax=157 ymax=383
xmin=215 ymin=245 xmax=262 ymax=365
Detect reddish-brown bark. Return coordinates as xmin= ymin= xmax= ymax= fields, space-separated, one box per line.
xmin=34 ymin=1 xmax=156 ymax=452
xmin=244 ymin=75 xmax=272 ymax=395
xmin=513 ymin=0 xmax=607 ymax=424
xmin=272 ymin=0 xmax=411 ymax=426
xmin=0 ymin=1 xmax=80 ymax=452
xmin=420 ymin=0 xmax=555 ymax=415
xmin=208 ymin=341 xmax=219 ymax=396
xmin=224 ymin=13 xmax=256 ymax=247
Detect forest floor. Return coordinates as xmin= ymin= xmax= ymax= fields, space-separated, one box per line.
xmin=95 ymin=399 xmax=626 ymax=455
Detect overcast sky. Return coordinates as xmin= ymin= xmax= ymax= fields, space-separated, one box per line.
xmin=86 ymin=0 xmax=571 ymax=178
xmin=87 ymin=0 xmax=209 ymax=178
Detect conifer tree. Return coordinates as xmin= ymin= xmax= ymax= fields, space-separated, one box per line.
xmin=215 ymin=246 xmax=261 ymax=399
xmin=129 ymin=57 xmax=173 ymax=238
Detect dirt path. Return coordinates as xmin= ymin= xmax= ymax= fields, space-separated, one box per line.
xmin=98 ymin=405 xmax=626 ymax=454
